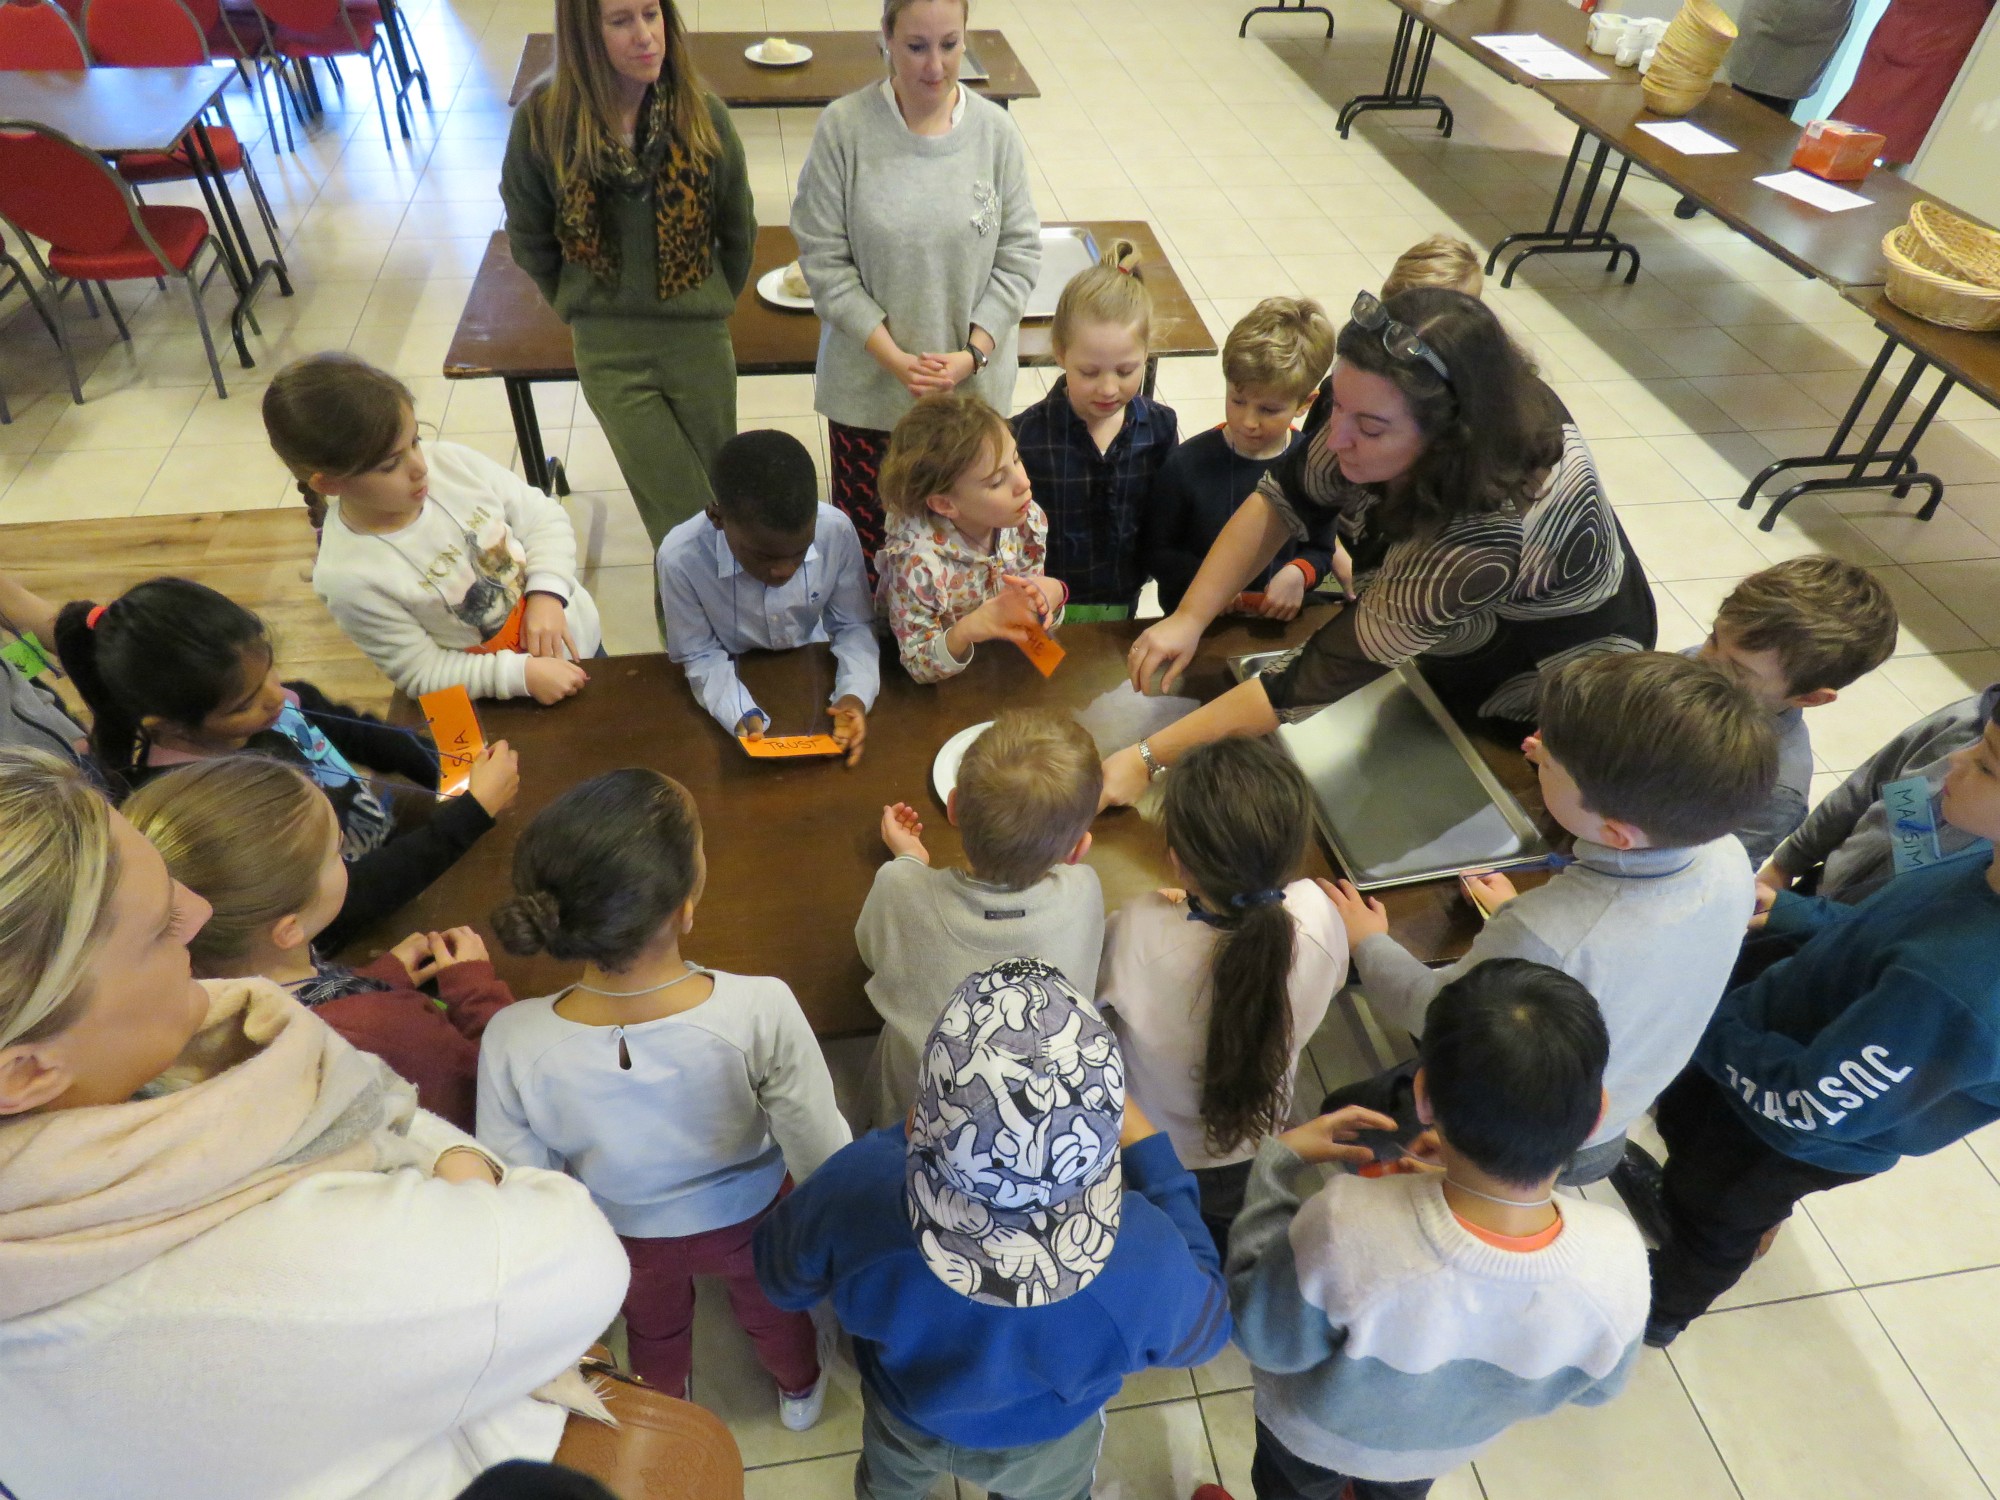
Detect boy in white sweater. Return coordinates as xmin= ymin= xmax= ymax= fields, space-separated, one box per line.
xmin=859 ymin=709 xmax=1105 ymax=1127
xmin=266 ymin=353 xmax=600 ymax=704
xmin=1215 ymin=959 xmax=1648 ymax=1500
xmin=1326 ymin=651 xmax=1775 ymax=1184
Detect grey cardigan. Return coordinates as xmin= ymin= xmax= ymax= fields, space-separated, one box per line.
xmin=790 ymin=84 xmax=1040 ymax=432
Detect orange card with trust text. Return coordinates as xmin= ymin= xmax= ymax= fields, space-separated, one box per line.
xmin=740 ymin=733 xmax=846 ymax=759
xmin=418 ymin=685 xmax=485 ymax=798
xmin=1015 ymin=622 xmax=1065 ymax=677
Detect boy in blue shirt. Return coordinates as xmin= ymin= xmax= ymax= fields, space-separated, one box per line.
xmin=655 ymin=429 xmax=878 ymax=763
xmin=1638 ymin=695 xmax=2000 ymax=1347
xmin=754 ymin=960 xmax=1230 ymax=1500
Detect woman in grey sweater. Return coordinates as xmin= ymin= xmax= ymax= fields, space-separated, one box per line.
xmin=790 ymin=0 xmax=1040 ymax=574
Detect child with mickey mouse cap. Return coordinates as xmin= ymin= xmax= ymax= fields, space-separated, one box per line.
xmin=754 ymin=959 xmax=1232 ymax=1500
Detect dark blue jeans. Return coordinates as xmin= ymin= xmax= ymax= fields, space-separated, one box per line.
xmin=1252 ymin=1422 xmax=1434 ymax=1500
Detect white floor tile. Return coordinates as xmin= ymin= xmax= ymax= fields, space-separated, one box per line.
xmin=1610 ymin=501 xmax=1768 ymax=582
xmin=1865 ymin=1266 xmax=2000 ymax=1492
xmin=1804 ymin=1142 xmax=2000 ymax=1287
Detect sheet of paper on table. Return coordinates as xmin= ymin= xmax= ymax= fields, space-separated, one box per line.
xmin=1637 ymin=121 xmax=1736 ymax=155
xmin=1754 ymin=170 xmax=1873 ymax=212
xmin=1472 ymin=34 xmax=1609 ymax=80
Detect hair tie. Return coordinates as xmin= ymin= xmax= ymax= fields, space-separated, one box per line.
xmin=1117 ymin=263 xmax=1136 ymax=276
xmin=1230 ymin=888 xmax=1286 ymax=909
xmin=85 ymin=604 xmax=108 ymax=630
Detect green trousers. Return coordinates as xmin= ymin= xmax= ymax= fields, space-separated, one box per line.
xmin=572 ymin=314 xmax=737 ymax=551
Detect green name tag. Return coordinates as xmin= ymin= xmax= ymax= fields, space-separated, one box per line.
xmin=1 ymin=633 xmax=53 ymax=680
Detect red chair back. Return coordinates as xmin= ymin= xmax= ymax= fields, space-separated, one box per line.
xmin=0 ymin=0 xmax=88 ymax=67
xmin=85 ymin=0 xmax=208 ymax=63
xmin=0 ymin=125 xmax=137 ymax=254
xmin=251 ymin=0 xmax=339 ymax=33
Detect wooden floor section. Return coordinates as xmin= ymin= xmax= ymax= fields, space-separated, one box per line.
xmin=4 ymin=510 xmax=395 ymax=716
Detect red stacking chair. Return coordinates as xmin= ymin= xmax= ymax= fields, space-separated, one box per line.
xmin=0 ymin=0 xmax=88 ymax=67
xmin=248 ymin=0 xmax=407 ymax=151
xmin=84 ymin=0 xmax=287 ymax=274
xmin=2 ymin=225 xmax=72 ymax=421
xmin=0 ymin=120 xmax=240 ymax=400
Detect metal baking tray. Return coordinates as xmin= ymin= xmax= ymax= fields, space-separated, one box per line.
xmin=1230 ymin=652 xmax=1553 ymax=891
xmin=1023 ymin=225 xmax=1100 ymax=321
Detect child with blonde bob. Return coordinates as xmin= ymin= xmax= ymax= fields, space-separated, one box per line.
xmin=264 ymin=352 xmax=601 ymax=706
xmin=874 ymin=392 xmax=1068 ymax=684
xmin=1011 ymin=238 xmax=1179 ymax=617
xmin=124 ymin=756 xmax=517 ymax=1131
xmin=1381 ymin=234 xmax=1485 ymax=300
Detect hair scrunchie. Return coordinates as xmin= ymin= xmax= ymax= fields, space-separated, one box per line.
xmin=84 ymin=604 xmax=109 ymax=630
xmin=1229 ymin=888 xmax=1286 ymax=909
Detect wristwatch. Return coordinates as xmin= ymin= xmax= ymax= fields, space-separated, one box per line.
xmin=1136 ymin=739 xmax=1166 ymax=781
xmin=964 ymin=340 xmax=990 ymax=372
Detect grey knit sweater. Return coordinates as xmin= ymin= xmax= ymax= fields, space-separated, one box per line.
xmin=790 ymin=84 xmax=1040 ymax=432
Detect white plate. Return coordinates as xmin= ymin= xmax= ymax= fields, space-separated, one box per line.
xmin=931 ymin=720 xmax=994 ymax=804
xmin=755 ymin=266 xmax=814 ymax=312
xmin=744 ymin=40 xmax=812 ymax=66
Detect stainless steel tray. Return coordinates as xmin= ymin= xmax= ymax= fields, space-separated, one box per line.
xmin=1230 ymin=653 xmax=1553 ymax=891
xmin=1023 ymin=226 xmax=1100 ymax=321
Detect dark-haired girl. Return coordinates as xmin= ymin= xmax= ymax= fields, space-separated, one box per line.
xmin=476 ymin=768 xmax=848 ymax=1426
xmin=52 ymin=576 xmax=520 ymax=953
xmin=1106 ymin=287 xmax=1657 ymax=808
xmin=1097 ymin=737 xmax=1346 ymax=1257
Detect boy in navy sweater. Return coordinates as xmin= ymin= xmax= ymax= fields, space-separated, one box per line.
xmin=754 ymin=960 xmax=1231 ymax=1500
xmin=1641 ymin=696 xmax=2000 ymax=1347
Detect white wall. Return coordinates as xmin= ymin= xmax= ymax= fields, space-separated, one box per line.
xmin=1911 ymin=4 xmax=2000 ymax=223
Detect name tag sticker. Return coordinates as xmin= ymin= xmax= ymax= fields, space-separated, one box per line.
xmin=1884 ymin=774 xmax=1943 ymax=875
xmin=0 ymin=633 xmax=54 ymax=679
xmin=740 ymin=733 xmax=846 ymax=759
xmin=1015 ymin=622 xmax=1065 ymax=677
xmin=418 ymin=686 xmax=486 ymax=799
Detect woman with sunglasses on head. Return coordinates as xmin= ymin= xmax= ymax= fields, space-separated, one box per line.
xmin=1106 ymin=287 xmax=1656 ymax=809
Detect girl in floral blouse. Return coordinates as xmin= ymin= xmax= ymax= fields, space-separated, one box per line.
xmin=875 ymin=393 xmax=1069 ymax=684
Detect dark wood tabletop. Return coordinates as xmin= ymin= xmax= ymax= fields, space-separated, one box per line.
xmin=508 ymin=29 xmax=1039 ymax=110
xmin=1841 ymin=285 xmax=2000 ymax=405
xmin=443 ymin=221 xmax=1215 ymax=383
xmin=352 ymin=619 xmax=1552 ymax=1037
xmin=0 ymin=65 xmax=230 ymax=153
xmin=1382 ymin=0 xmax=1598 ymax=85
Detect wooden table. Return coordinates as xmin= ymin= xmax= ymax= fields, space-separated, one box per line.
xmin=354 ymin=619 xmax=1553 ymax=1037
xmin=508 ymin=29 xmax=1038 ymax=110
xmin=0 ymin=65 xmax=289 ymax=361
xmin=1740 ymin=286 xmax=2000 ymax=528
xmin=444 ymin=221 xmax=1217 ymax=495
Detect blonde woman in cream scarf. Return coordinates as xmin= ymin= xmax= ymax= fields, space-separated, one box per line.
xmin=0 ymin=750 xmax=629 ymax=1500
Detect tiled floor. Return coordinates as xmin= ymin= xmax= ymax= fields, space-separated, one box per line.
xmin=6 ymin=0 xmax=2000 ymax=1494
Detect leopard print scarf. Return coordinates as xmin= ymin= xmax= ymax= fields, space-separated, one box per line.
xmin=555 ymin=84 xmax=716 ymax=302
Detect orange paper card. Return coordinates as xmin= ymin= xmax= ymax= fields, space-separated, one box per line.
xmin=740 ymin=733 xmax=846 ymax=759
xmin=418 ymin=686 xmax=485 ymax=798
xmin=1232 ymin=591 xmax=1268 ymax=615
xmin=1016 ymin=622 xmax=1065 ymax=677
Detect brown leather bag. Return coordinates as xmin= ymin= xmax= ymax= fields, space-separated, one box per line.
xmin=553 ymin=1359 xmax=744 ymax=1500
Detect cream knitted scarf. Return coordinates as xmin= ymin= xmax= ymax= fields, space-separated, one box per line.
xmin=0 ymin=977 xmax=427 ymax=1321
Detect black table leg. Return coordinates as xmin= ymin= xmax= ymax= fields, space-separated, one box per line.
xmin=1240 ymin=0 xmax=1335 ymax=39
xmin=507 ymin=378 xmax=569 ymax=496
xmin=1738 ymin=332 xmax=1950 ymax=528
xmin=1486 ymin=126 xmax=1643 ymax=286
xmin=1336 ymin=12 xmax=1453 ymax=138
xmin=189 ymin=120 xmax=290 ymax=368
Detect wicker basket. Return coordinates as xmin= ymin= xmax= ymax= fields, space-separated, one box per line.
xmin=1909 ymin=200 xmax=2000 ymax=291
xmin=1882 ymin=226 xmax=2000 ymax=332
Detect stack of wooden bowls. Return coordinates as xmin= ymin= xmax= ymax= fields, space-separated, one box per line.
xmin=1883 ymin=201 xmax=2000 ymax=332
xmin=1641 ymin=0 xmax=1737 ymax=116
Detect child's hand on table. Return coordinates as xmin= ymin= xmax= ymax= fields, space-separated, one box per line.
xmin=1279 ymin=1105 xmax=1402 ymax=1167
xmin=881 ymin=802 xmax=930 ymax=863
xmin=467 ymin=739 xmax=520 ymax=816
xmin=1257 ymin=562 xmax=1307 ymax=621
xmin=829 ymin=697 xmax=867 ymax=766
xmin=524 ymin=657 xmax=588 ymax=705
xmin=736 ymin=710 xmax=769 ymax=743
xmin=1460 ymin=870 xmax=1519 ymax=915
xmin=962 ymin=586 xmax=1044 ymax=647
xmin=521 ymin=592 xmax=577 ymax=659
xmin=1318 ymin=877 xmax=1390 ymax=945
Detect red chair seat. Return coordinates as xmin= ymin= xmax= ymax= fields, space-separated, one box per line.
xmin=45 ymin=204 xmax=208 ymax=279
xmin=204 ymin=20 xmax=252 ymax=56
xmin=117 ymin=126 xmax=244 ymax=182
xmin=269 ymin=14 xmax=376 ymax=55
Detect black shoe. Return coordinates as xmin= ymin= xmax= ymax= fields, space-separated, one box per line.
xmin=1673 ymin=195 xmax=1700 ymax=219
xmin=1642 ymin=1315 xmax=1684 ymax=1349
xmin=1609 ymin=1141 xmax=1673 ymax=1248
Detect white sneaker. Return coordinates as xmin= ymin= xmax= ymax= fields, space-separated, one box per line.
xmin=777 ymin=1365 xmax=828 ymax=1431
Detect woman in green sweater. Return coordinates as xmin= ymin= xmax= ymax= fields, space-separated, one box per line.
xmin=501 ymin=0 xmax=756 ymax=551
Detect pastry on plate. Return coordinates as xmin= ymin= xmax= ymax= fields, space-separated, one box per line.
xmin=778 ymin=260 xmax=809 ymax=299
xmin=760 ymin=36 xmax=805 ymax=62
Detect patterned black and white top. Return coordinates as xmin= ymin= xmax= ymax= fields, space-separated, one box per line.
xmin=1255 ymin=386 xmax=1656 ymax=725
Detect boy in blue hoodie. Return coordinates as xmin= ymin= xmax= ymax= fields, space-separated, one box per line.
xmin=754 ymin=959 xmax=1230 ymax=1500
xmin=1639 ymin=695 xmax=2000 ymax=1347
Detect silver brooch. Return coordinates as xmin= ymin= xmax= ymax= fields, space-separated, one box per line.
xmin=971 ymin=181 xmax=999 ymax=236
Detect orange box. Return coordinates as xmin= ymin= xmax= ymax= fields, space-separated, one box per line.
xmin=1792 ymin=119 xmax=1885 ymax=183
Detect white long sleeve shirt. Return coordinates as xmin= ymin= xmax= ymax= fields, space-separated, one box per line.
xmin=475 ymin=971 xmax=852 ymax=1238
xmin=655 ymin=503 xmax=881 ymax=734
xmin=0 ymin=1109 xmax=628 ymax=1500
xmin=313 ymin=441 xmax=601 ymax=701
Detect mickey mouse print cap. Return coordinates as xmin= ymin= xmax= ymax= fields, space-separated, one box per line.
xmin=905 ymin=959 xmax=1126 ymax=1308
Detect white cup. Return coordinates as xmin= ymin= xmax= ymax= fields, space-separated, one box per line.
xmin=1615 ymin=28 xmax=1646 ymax=64
xmin=1638 ymin=42 xmax=1658 ymax=72
xmin=1587 ymin=12 xmax=1632 ymax=52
